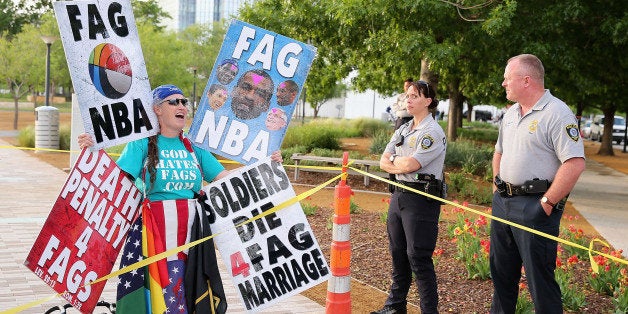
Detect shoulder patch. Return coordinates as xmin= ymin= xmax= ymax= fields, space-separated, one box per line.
xmin=566 ymin=124 xmax=580 ymax=142
xmin=420 ymin=134 xmax=435 ymax=149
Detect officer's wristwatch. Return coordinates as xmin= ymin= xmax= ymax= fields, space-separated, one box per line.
xmin=541 ymin=196 xmax=556 ymax=207
xmin=389 ymin=154 xmax=397 ymax=162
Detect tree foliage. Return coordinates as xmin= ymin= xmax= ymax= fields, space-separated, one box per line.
xmin=238 ymin=0 xmax=350 ymax=117
xmin=132 ymin=0 xmax=171 ymax=32
xmin=237 ymin=0 xmax=625 ymax=153
xmin=0 ymin=0 xmax=52 ymax=38
xmin=2 ymin=0 xmax=624 ymax=155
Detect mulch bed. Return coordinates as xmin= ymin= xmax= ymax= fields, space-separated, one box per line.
xmin=291 ymin=169 xmax=617 ymax=313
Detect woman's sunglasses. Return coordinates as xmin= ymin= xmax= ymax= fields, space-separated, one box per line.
xmin=162 ymin=98 xmax=189 ymax=106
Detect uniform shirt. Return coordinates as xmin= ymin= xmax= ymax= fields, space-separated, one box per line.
xmin=495 ymin=90 xmax=584 ymax=185
xmin=117 ymin=134 xmax=225 ymax=201
xmin=385 ymin=115 xmax=447 ymax=181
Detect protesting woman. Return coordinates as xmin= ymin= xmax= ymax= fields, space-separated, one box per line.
xmin=79 ymin=84 xmax=281 ymax=313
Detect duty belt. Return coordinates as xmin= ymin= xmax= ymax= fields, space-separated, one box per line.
xmin=494 ymin=175 xmax=550 ymax=197
xmin=395 ymin=181 xmax=427 ymax=193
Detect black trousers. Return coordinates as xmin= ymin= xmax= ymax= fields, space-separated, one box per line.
xmin=489 ymin=192 xmax=563 ymax=314
xmin=385 ymin=191 xmax=440 ymax=313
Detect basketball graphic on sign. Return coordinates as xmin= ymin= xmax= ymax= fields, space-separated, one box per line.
xmin=88 ymin=43 xmax=132 ymax=99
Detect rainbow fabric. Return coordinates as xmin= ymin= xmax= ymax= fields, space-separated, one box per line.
xmin=141 ymin=201 xmax=168 ymax=313
xmin=116 ymin=199 xmax=197 ymax=313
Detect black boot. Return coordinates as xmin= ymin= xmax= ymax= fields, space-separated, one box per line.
xmin=370 ymin=305 xmax=407 ymax=314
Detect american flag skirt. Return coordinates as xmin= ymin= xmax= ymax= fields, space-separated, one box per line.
xmin=117 ymin=199 xmax=197 ymax=314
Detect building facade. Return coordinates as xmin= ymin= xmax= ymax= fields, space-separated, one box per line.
xmin=158 ymin=0 xmax=255 ymax=31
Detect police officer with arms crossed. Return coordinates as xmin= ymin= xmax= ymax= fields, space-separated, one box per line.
xmin=373 ymin=80 xmax=446 ymax=314
xmin=490 ymin=54 xmax=585 ymax=313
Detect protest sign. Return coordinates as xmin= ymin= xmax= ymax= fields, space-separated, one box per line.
xmin=198 ymin=157 xmax=330 ymax=312
xmin=188 ymin=20 xmax=317 ymax=164
xmin=24 ymin=149 xmax=142 ymax=313
xmin=53 ymin=0 xmax=158 ymax=150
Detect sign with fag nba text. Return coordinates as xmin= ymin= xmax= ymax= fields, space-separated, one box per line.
xmin=188 ymin=20 xmax=317 ymax=165
xmin=53 ymin=0 xmax=159 ymax=150
xmin=24 ymin=149 xmax=142 ymax=313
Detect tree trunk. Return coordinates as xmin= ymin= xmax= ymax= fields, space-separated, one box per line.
xmin=420 ymin=60 xmax=443 ymax=121
xmin=447 ymin=78 xmax=464 ymax=142
xmin=13 ymin=97 xmax=19 ymax=130
xmin=575 ymin=101 xmax=584 ymax=127
xmin=420 ymin=60 xmax=439 ymax=90
xmin=467 ymin=103 xmax=474 ymax=122
xmin=31 ymin=88 xmax=38 ymax=109
xmin=597 ymin=108 xmax=616 ymax=156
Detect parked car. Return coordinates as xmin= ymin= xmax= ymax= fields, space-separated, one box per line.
xmin=580 ymin=120 xmax=592 ymax=139
xmin=590 ymin=115 xmax=626 ymax=144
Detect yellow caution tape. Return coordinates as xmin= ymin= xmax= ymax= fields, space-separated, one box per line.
xmin=1 ymin=170 xmax=341 ymax=314
xmin=350 ymin=166 xmax=628 ymax=269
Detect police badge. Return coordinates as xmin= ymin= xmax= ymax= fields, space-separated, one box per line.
xmin=420 ymin=134 xmax=435 ymax=149
xmin=566 ymin=124 xmax=580 ymax=142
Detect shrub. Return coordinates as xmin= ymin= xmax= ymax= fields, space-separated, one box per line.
xmin=458 ymin=126 xmax=499 ymax=143
xmin=445 ymin=140 xmax=493 ymax=175
xmin=17 ymin=125 xmax=35 ymax=148
xmin=369 ymin=130 xmax=392 ymax=155
xmin=351 ymin=118 xmax=391 ymax=137
xmin=448 ymin=172 xmax=468 ymax=193
xmin=17 ymin=123 xmax=72 ymax=151
xmin=301 ymin=202 xmax=318 ymax=216
xmin=349 ymin=198 xmax=361 ymax=214
xmin=59 ymin=124 xmax=71 ymax=151
xmin=280 ymin=145 xmax=309 ymax=165
xmin=304 ymin=118 xmax=361 ymax=137
xmin=282 ymin=124 xmax=340 ymax=151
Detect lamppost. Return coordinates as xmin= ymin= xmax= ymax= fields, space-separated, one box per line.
xmin=41 ymin=35 xmax=57 ymax=107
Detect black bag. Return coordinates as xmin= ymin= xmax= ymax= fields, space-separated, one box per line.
xmin=388 ymin=173 xmax=396 ymax=193
xmin=185 ymin=192 xmax=228 ymax=314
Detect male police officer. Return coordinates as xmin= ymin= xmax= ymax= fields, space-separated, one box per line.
xmin=491 ymin=54 xmax=585 ymax=313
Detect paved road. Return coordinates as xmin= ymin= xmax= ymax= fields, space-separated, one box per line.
xmin=0 ymin=138 xmax=324 ymax=313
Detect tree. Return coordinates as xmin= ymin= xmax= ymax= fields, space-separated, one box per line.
xmin=488 ymin=0 xmax=627 ymax=155
xmin=238 ymin=0 xmax=350 ymax=117
xmin=0 ymin=0 xmax=51 ymax=38
xmin=132 ymin=0 xmax=171 ymax=32
xmin=0 ymin=25 xmax=46 ymax=129
xmin=136 ymin=21 xmax=226 ymax=102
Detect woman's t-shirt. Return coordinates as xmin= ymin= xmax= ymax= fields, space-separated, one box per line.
xmin=116 ymin=134 xmax=224 ymax=201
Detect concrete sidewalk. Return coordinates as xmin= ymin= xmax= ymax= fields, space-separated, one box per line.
xmin=1 ymin=136 xmax=627 ymax=313
xmin=569 ymin=157 xmax=628 ymax=257
xmin=0 ymin=138 xmax=324 ymax=313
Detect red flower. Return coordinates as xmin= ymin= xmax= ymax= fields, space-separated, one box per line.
xmin=480 ymin=239 xmax=490 ymax=254
xmin=567 ymin=255 xmax=579 ymax=266
xmin=475 ymin=216 xmax=488 ymax=227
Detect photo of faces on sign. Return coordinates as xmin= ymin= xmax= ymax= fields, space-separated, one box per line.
xmin=210 ymin=58 xmax=300 ymax=132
